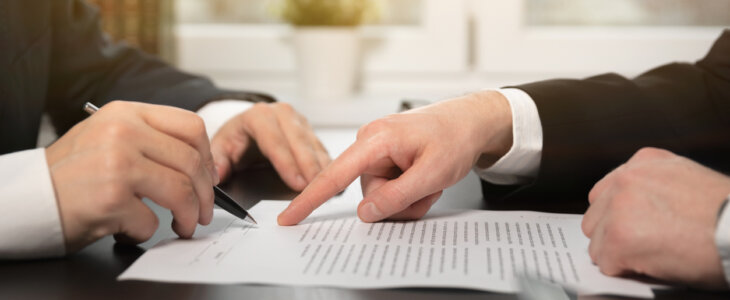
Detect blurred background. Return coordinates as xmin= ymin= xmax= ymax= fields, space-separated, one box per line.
xmin=86 ymin=0 xmax=730 ymax=127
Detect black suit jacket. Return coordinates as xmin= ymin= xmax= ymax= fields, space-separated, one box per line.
xmin=0 ymin=0 xmax=274 ymax=155
xmin=482 ymin=29 xmax=730 ymax=213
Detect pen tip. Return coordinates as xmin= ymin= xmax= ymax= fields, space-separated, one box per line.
xmin=245 ymin=215 xmax=257 ymax=224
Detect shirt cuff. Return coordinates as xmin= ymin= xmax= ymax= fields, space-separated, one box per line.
xmin=0 ymin=148 xmax=65 ymax=259
xmin=473 ymin=88 xmax=543 ymax=185
xmin=196 ymin=100 xmax=255 ymax=139
xmin=715 ymin=194 xmax=730 ymax=285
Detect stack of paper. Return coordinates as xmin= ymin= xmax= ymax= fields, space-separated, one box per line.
xmin=119 ymin=201 xmax=654 ymax=298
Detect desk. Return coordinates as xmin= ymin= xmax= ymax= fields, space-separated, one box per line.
xmin=2 ymin=129 xmax=730 ymax=300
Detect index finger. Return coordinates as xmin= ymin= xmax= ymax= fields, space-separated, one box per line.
xmin=278 ymin=140 xmax=377 ymax=225
xmin=133 ymin=102 xmax=219 ymax=184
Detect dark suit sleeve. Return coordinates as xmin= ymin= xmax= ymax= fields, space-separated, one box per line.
xmin=44 ymin=0 xmax=274 ymax=135
xmin=481 ymin=29 xmax=730 ymax=213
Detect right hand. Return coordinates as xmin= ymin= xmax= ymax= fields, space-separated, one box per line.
xmin=45 ymin=101 xmax=218 ymax=253
xmin=278 ymin=90 xmax=514 ymax=225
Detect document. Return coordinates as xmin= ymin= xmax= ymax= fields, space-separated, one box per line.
xmin=119 ymin=201 xmax=653 ymax=298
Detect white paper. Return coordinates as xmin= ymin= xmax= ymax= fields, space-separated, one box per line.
xmin=119 ymin=201 xmax=654 ymax=298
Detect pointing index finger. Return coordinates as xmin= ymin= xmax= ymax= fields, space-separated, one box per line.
xmin=278 ymin=140 xmax=375 ymax=225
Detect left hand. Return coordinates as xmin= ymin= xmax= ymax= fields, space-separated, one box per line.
xmin=583 ymin=147 xmax=730 ymax=289
xmin=210 ymin=102 xmax=330 ymax=191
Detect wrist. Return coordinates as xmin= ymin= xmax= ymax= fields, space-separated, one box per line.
xmin=464 ymin=90 xmax=513 ymax=168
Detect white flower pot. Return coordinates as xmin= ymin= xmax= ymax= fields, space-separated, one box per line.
xmin=293 ymin=27 xmax=361 ymax=102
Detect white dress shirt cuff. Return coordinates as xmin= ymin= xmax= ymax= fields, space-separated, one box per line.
xmin=473 ymin=88 xmax=543 ymax=185
xmin=196 ymin=100 xmax=255 ymax=139
xmin=0 ymin=148 xmax=65 ymax=258
xmin=714 ymin=194 xmax=730 ymax=285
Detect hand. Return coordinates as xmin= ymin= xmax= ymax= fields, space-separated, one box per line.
xmin=210 ymin=102 xmax=330 ymax=191
xmin=45 ymin=101 xmax=218 ymax=253
xmin=278 ymin=90 xmax=513 ymax=225
xmin=583 ymin=147 xmax=730 ymax=289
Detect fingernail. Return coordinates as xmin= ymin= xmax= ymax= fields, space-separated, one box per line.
xmin=361 ymin=202 xmax=383 ymax=222
xmin=296 ymin=174 xmax=306 ymax=188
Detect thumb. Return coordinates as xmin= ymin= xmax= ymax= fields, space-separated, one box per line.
xmin=357 ymin=160 xmax=442 ymax=223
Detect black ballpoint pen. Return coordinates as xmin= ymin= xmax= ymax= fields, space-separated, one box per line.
xmin=83 ymin=102 xmax=257 ymax=224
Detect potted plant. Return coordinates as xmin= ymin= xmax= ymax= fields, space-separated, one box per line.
xmin=275 ymin=0 xmax=375 ymax=101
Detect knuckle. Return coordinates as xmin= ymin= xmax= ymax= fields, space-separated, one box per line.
xmin=298 ymin=115 xmax=311 ymax=127
xmin=302 ymin=153 xmax=321 ymax=171
xmin=382 ymin=185 xmax=410 ymax=211
xmin=356 ymin=124 xmax=368 ymax=139
xmin=633 ymin=147 xmax=656 ymax=159
xmin=201 ymin=185 xmax=215 ymax=206
xmin=252 ymin=102 xmax=271 ymax=114
xmin=319 ymin=171 xmax=348 ymax=193
xmin=168 ymin=173 xmax=197 ymax=206
xmin=98 ymin=184 xmax=127 ymax=213
xmin=140 ymin=216 xmax=160 ymax=241
xmin=588 ymin=241 xmax=598 ymax=262
xmin=610 ymin=190 xmax=633 ymax=208
xmin=151 ymin=215 xmax=160 ymax=230
xmin=357 ymin=119 xmax=389 ymax=139
xmin=410 ymin=205 xmax=430 ymax=220
xmin=604 ymin=222 xmax=634 ymax=248
xmin=613 ymin=171 xmax=634 ymax=189
xmin=186 ymin=150 xmax=203 ymax=176
xmin=587 ymin=185 xmax=601 ymax=204
xmin=188 ymin=115 xmax=207 ymax=137
xmin=274 ymin=102 xmax=295 ymax=113
xmin=102 ymin=121 xmax=133 ymax=141
xmin=633 ymin=147 xmax=671 ymax=160
xmin=581 ymin=219 xmax=591 ymax=236
xmin=598 ymin=261 xmax=619 ymax=276
xmin=104 ymin=149 xmax=132 ymax=173
xmin=178 ymin=178 xmax=197 ymax=203
xmin=104 ymin=100 xmax=129 ymax=111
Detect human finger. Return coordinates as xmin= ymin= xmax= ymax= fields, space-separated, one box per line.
xmin=361 ymin=174 xmax=387 ymax=197
xmin=131 ymin=156 xmax=201 ymax=238
xmin=588 ymin=164 xmax=623 ymax=205
xmin=357 ymin=158 xmax=444 ymax=222
xmin=587 ymin=216 xmax=607 ymax=263
xmin=116 ymin=101 xmax=218 ymax=185
xmin=588 ymin=217 xmax=632 ymax=277
xmin=297 ymin=113 xmax=331 ymax=170
xmin=272 ymin=103 xmax=323 ymax=182
xmin=583 ymin=168 xmax=621 ymax=236
xmin=112 ymin=197 xmax=160 ymax=244
xmin=241 ymin=106 xmax=307 ymax=191
xmin=139 ymin=126 xmax=215 ymax=224
xmin=386 ymin=191 xmax=442 ymax=220
xmin=582 ymin=186 xmax=612 ymax=238
xmin=209 ymin=123 xmax=252 ymax=181
xmin=278 ymin=140 xmax=380 ymax=225
xmin=306 ymin=127 xmax=331 ymax=170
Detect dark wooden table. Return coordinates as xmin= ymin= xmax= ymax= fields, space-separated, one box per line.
xmin=2 ymin=166 xmax=729 ymax=300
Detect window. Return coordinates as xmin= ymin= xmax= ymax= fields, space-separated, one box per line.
xmin=175 ymin=0 xmax=468 ymax=77
xmin=474 ymin=0 xmax=729 ymax=77
xmin=167 ymin=0 xmax=730 ymax=97
xmin=526 ymin=0 xmax=730 ymax=27
xmin=177 ymin=0 xmax=423 ymax=25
